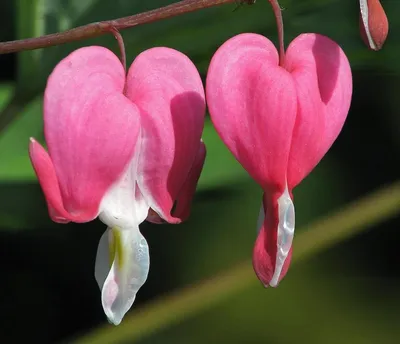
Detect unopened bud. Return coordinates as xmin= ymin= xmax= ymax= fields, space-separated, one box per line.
xmin=359 ymin=0 xmax=389 ymax=51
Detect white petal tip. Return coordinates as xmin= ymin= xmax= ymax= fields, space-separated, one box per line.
xmin=97 ymin=227 xmax=150 ymax=328
xmin=268 ymin=280 xmax=279 ymax=288
xmin=106 ymin=313 xmax=123 ymax=326
xmin=269 ymin=185 xmax=295 ymax=289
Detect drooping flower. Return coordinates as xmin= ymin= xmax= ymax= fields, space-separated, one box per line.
xmin=359 ymin=0 xmax=389 ymax=50
xmin=29 ymin=46 xmax=205 ymax=324
xmin=206 ymin=14 xmax=352 ymax=286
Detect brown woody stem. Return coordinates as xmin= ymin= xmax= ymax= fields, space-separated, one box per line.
xmin=0 ymin=0 xmax=256 ymax=55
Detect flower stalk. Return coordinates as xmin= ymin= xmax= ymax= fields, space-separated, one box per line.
xmin=0 ymin=0 xmax=257 ymax=55
xmin=267 ymin=0 xmax=285 ymax=66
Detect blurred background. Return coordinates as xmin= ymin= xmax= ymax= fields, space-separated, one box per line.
xmin=0 ymin=0 xmax=399 ymax=343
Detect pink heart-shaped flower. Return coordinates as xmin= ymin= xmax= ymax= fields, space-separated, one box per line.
xmin=206 ymin=32 xmax=352 ymax=286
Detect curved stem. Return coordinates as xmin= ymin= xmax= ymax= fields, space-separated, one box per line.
xmin=267 ymin=0 xmax=285 ymax=66
xmin=109 ymin=27 xmax=126 ymax=73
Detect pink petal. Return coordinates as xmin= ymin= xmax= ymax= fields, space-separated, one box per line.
xmin=125 ymin=47 xmax=206 ymax=224
xmin=29 ymin=138 xmax=72 ymax=223
xmin=146 ymin=207 xmax=166 ymax=224
xmin=146 ymin=141 xmax=206 ymax=224
xmin=206 ymin=33 xmax=297 ymax=192
xmin=284 ymin=34 xmax=352 ymax=188
xmin=171 ymin=140 xmax=206 ymax=222
xmin=37 ymin=46 xmax=141 ymax=222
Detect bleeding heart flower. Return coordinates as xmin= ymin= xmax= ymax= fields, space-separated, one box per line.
xmin=29 ymin=45 xmax=205 ymax=324
xmin=359 ymin=0 xmax=389 ymax=50
xmin=206 ymin=26 xmax=352 ymax=285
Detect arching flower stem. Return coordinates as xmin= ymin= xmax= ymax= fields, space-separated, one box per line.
xmin=267 ymin=0 xmax=285 ymax=67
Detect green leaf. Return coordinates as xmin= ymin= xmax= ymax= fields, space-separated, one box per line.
xmin=0 ymin=93 xmax=43 ymax=180
xmin=16 ymin=0 xmax=46 ymax=94
xmin=0 ymin=84 xmax=13 ymax=105
xmin=0 ymin=88 xmax=51 ymax=230
xmin=197 ymin=119 xmax=248 ymax=190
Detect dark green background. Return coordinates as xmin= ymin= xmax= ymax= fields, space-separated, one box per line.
xmin=0 ymin=0 xmax=399 ymax=343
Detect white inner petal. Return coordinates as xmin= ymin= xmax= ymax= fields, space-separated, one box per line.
xmin=99 ymin=165 xmax=148 ymax=229
xmin=95 ymin=225 xmax=150 ymax=325
xmin=95 ymin=136 xmax=151 ymax=325
xmin=99 ymin=136 xmax=149 ymax=229
xmin=94 ymin=227 xmax=112 ymax=292
xmin=269 ymin=185 xmax=295 ymax=287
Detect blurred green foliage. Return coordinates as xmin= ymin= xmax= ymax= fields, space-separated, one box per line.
xmin=0 ymin=1 xmax=399 ymax=343
xmin=75 ymin=182 xmax=400 ymax=344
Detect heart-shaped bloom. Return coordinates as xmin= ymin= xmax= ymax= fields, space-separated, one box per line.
xmin=29 ymin=46 xmax=205 ymax=324
xmin=206 ymin=33 xmax=352 ymax=287
xmin=359 ymin=0 xmax=389 ymax=50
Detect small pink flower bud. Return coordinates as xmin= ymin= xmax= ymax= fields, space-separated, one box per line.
xmin=359 ymin=0 xmax=389 ymax=51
